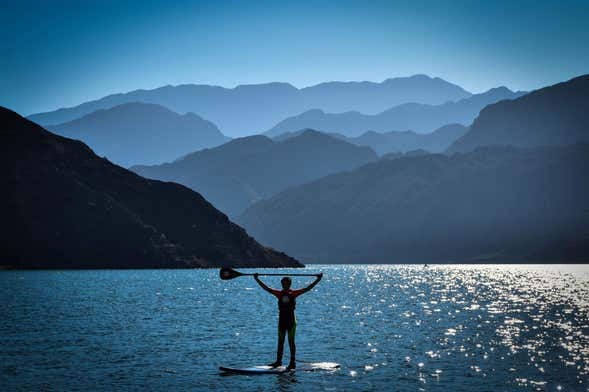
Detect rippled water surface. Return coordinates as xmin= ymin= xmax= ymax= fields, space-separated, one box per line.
xmin=1 ymin=265 xmax=588 ymax=391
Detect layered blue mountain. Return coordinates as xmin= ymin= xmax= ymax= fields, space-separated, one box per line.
xmin=0 ymin=106 xmax=300 ymax=269
xmin=238 ymin=75 xmax=589 ymax=263
xmin=447 ymin=74 xmax=589 ymax=153
xmin=274 ymin=124 xmax=468 ymax=155
xmin=381 ymin=149 xmax=431 ymax=160
xmin=266 ymin=87 xmax=524 ymax=137
xmin=131 ymin=130 xmax=377 ymax=217
xmin=238 ymin=145 xmax=589 ymax=264
xmin=348 ymin=124 xmax=467 ymax=155
xmin=29 ymin=75 xmax=471 ymax=136
xmin=48 ymin=102 xmax=229 ymax=167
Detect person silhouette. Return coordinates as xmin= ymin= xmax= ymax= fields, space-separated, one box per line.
xmin=254 ymin=273 xmax=322 ymax=370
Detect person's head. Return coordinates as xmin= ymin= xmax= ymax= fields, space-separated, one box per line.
xmin=281 ymin=277 xmax=292 ymax=289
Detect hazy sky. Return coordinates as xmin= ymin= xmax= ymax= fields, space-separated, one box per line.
xmin=2 ymin=0 xmax=588 ymax=115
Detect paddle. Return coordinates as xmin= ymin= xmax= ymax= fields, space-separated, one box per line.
xmin=219 ymin=267 xmax=320 ymax=280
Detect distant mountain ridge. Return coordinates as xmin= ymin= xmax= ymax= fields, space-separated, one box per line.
xmin=131 ymin=130 xmax=378 ymax=217
xmin=238 ymin=145 xmax=589 ymax=264
xmin=0 ymin=106 xmax=300 ymax=269
xmin=265 ymin=87 xmax=524 ymax=137
xmin=347 ymin=124 xmax=468 ymax=155
xmin=447 ymin=74 xmax=589 ymax=153
xmin=274 ymin=124 xmax=468 ymax=155
xmin=29 ymin=75 xmax=472 ymax=136
xmin=239 ymin=74 xmax=589 ymax=264
xmin=48 ymin=102 xmax=229 ymax=167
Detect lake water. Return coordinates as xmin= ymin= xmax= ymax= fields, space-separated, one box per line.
xmin=1 ymin=265 xmax=588 ymax=391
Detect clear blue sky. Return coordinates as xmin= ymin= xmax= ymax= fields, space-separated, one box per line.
xmin=1 ymin=0 xmax=588 ymax=115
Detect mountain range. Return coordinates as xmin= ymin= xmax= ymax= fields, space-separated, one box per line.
xmin=28 ymin=75 xmax=471 ymax=136
xmin=131 ymin=130 xmax=377 ymax=217
xmin=238 ymin=74 xmax=589 ymax=263
xmin=48 ymin=102 xmax=229 ymax=167
xmin=274 ymin=124 xmax=468 ymax=155
xmin=447 ymin=74 xmax=589 ymax=153
xmin=0 ymin=106 xmax=300 ymax=269
xmin=265 ymin=87 xmax=524 ymax=137
xmin=348 ymin=124 xmax=468 ymax=155
xmin=238 ymin=145 xmax=589 ymax=263
xmin=7 ymin=72 xmax=589 ymax=266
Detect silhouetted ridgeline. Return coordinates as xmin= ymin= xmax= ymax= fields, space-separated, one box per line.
xmin=448 ymin=74 xmax=589 ymax=153
xmin=0 ymin=107 xmax=301 ymax=269
xmin=29 ymin=75 xmax=471 ymax=136
xmin=238 ymin=145 xmax=589 ymax=263
xmin=346 ymin=124 xmax=467 ymax=155
xmin=48 ymin=102 xmax=229 ymax=167
xmin=132 ymin=130 xmax=377 ymax=217
xmin=273 ymin=124 xmax=468 ymax=155
xmin=381 ymin=149 xmax=431 ymax=160
xmin=265 ymin=87 xmax=523 ymax=137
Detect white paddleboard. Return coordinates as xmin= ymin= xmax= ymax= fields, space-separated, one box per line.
xmin=219 ymin=362 xmax=340 ymax=375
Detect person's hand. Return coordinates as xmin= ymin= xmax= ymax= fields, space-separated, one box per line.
xmin=317 ymin=273 xmax=323 ymax=280
xmin=254 ymin=273 xmax=259 ymax=279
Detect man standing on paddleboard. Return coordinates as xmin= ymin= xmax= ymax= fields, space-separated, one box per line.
xmin=254 ymin=273 xmax=323 ymax=370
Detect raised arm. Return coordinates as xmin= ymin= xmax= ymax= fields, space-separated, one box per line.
xmin=296 ymin=273 xmax=323 ymax=295
xmin=254 ymin=273 xmax=276 ymax=295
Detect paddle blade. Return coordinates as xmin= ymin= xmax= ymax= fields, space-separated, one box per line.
xmin=219 ymin=267 xmax=242 ymax=280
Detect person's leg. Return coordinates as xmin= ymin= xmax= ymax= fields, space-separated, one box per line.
xmin=269 ymin=328 xmax=285 ymax=367
xmin=286 ymin=321 xmax=297 ymax=369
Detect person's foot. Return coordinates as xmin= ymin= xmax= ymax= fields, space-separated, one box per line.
xmin=287 ymin=361 xmax=296 ymax=370
xmin=267 ymin=361 xmax=282 ymax=368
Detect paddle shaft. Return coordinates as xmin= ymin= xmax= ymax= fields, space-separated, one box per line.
xmin=240 ymin=272 xmax=319 ymax=277
xmin=219 ymin=267 xmax=321 ymax=280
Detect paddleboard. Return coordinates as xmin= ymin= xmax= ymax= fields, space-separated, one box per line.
xmin=219 ymin=365 xmax=289 ymax=374
xmin=219 ymin=362 xmax=340 ymax=375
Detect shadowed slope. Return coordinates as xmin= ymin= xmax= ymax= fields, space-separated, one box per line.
xmin=0 ymin=107 xmax=300 ymax=269
xmin=238 ymin=145 xmax=589 ymax=263
xmin=448 ymin=74 xmax=589 ymax=153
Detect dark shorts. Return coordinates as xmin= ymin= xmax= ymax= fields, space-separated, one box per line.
xmin=278 ymin=317 xmax=296 ymax=340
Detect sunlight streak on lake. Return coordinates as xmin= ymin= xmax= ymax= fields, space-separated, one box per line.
xmin=1 ymin=265 xmax=588 ymax=390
